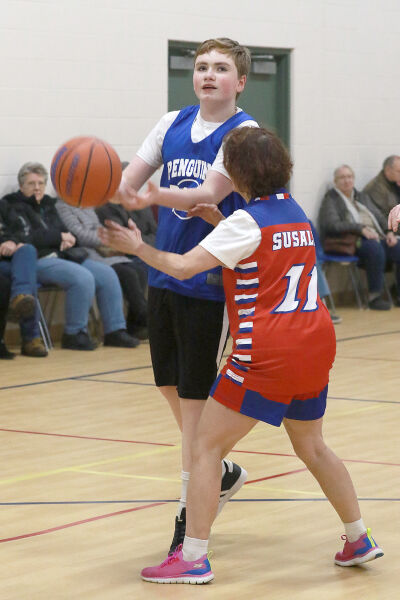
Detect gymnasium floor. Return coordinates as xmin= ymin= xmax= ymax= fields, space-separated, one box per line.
xmin=0 ymin=308 xmax=399 ymax=599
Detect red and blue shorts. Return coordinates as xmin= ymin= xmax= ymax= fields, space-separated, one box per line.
xmin=210 ymin=373 xmax=328 ymax=427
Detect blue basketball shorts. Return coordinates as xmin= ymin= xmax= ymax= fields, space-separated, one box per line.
xmin=210 ymin=373 xmax=328 ymax=427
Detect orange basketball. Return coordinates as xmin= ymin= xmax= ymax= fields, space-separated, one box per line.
xmin=50 ymin=136 xmax=122 ymax=208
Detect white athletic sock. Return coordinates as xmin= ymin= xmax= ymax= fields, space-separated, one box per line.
xmin=221 ymin=459 xmax=227 ymax=478
xmin=344 ymin=518 xmax=367 ymax=543
xmin=182 ymin=535 xmax=209 ymax=561
xmin=221 ymin=458 xmax=232 ymax=478
xmin=177 ymin=471 xmax=190 ymax=518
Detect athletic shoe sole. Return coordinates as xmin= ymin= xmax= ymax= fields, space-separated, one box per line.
xmin=141 ymin=573 xmax=214 ymax=584
xmin=335 ymin=547 xmax=384 ymax=567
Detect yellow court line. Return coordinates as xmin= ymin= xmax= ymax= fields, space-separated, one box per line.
xmin=0 ymin=445 xmax=179 ymax=486
xmin=71 ymin=468 xmax=181 ymax=483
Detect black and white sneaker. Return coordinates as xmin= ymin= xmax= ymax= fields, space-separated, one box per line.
xmin=217 ymin=460 xmax=248 ymax=515
xmin=168 ymin=461 xmax=247 ymax=554
xmin=168 ymin=507 xmax=186 ymax=556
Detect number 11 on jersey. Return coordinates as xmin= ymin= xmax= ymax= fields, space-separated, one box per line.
xmin=272 ymin=264 xmax=318 ymax=313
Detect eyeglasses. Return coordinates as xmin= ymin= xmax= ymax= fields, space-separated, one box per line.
xmin=24 ymin=180 xmax=46 ymax=188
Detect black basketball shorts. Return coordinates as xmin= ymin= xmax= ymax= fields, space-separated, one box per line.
xmin=147 ymin=287 xmax=228 ymax=400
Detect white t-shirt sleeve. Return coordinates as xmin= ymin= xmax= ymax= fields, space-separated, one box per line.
xmin=199 ymin=209 xmax=261 ymax=270
xmin=209 ymin=119 xmax=259 ymax=180
xmin=136 ymin=111 xmax=179 ymax=169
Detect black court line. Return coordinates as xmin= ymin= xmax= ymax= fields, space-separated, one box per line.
xmin=2 ymin=329 xmax=399 ymax=392
xmin=1 ymin=497 xmax=398 ymax=506
xmin=335 ymin=355 xmax=400 ymax=363
xmin=329 ymin=395 xmax=400 ymax=405
xmin=336 ymin=329 xmax=400 ymax=343
xmin=79 ymin=379 xmax=156 ymax=387
xmin=0 ymin=365 xmax=153 ymax=391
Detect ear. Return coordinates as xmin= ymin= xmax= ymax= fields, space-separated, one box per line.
xmin=237 ymin=74 xmax=247 ymax=94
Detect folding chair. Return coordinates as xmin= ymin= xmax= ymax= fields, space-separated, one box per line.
xmin=37 ymin=284 xmax=102 ymax=349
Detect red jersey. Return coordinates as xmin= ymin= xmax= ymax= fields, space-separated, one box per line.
xmin=220 ymin=192 xmax=336 ymax=397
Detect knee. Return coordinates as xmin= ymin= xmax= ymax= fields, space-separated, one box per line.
xmin=93 ymin=265 xmax=121 ymax=292
xmin=16 ymin=243 xmax=36 ymax=259
xmin=191 ymin=433 xmax=226 ymax=465
xmin=73 ymin=266 xmax=96 ymax=295
xmin=291 ymin=435 xmax=327 ymax=466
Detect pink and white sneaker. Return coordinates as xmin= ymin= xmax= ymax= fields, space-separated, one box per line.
xmin=335 ymin=528 xmax=384 ymax=566
xmin=141 ymin=544 xmax=214 ymax=584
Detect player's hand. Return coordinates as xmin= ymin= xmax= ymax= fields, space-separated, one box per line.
xmin=111 ymin=176 xmax=153 ymax=211
xmin=388 ymin=204 xmax=400 ymax=232
xmin=186 ymin=203 xmax=225 ymax=227
xmin=98 ymin=219 xmax=143 ymax=255
xmin=0 ymin=240 xmax=18 ymax=256
xmin=386 ymin=231 xmax=398 ymax=247
xmin=120 ymin=180 xmax=161 ymax=212
xmin=111 ymin=176 xmax=137 ymax=206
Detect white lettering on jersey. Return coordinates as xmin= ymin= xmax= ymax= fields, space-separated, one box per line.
xmin=271 ymin=229 xmax=315 ymax=251
xmin=299 ymin=230 xmax=308 ymax=246
xmin=166 ymin=159 xmax=211 ymax=182
xmin=272 ymin=232 xmax=282 ymax=251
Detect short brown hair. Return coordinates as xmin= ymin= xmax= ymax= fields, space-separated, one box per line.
xmin=223 ymin=127 xmax=293 ymax=198
xmin=194 ymin=38 xmax=251 ymax=78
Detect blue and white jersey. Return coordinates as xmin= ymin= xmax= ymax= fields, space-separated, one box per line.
xmin=148 ymin=104 xmax=255 ymax=301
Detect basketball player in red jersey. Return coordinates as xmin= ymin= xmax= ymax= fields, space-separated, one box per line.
xmin=100 ymin=127 xmax=383 ymax=585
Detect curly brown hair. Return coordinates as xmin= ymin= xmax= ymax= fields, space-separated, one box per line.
xmin=223 ymin=127 xmax=293 ymax=198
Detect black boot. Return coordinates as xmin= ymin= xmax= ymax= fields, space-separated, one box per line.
xmin=0 ymin=340 xmax=15 ymax=359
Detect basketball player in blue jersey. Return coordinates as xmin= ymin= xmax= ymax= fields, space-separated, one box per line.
xmin=111 ymin=38 xmax=258 ymax=553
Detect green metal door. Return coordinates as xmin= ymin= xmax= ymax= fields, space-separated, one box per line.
xmin=168 ymin=41 xmax=291 ymax=148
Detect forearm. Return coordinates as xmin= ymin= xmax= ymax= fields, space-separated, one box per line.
xmin=149 ymin=185 xmax=218 ymax=210
xmin=123 ymin=156 xmax=158 ymax=192
xmin=136 ymin=242 xmax=194 ymax=280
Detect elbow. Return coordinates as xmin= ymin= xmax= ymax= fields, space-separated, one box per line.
xmin=175 ymin=265 xmax=194 ymax=281
xmin=174 ymin=260 xmax=197 ymax=281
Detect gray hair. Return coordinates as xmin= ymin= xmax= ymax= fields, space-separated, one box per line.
xmin=383 ymin=155 xmax=400 ymax=170
xmin=333 ymin=164 xmax=354 ymax=181
xmin=18 ymin=162 xmax=48 ymax=187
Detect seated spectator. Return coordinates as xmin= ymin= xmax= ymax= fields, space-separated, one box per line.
xmin=1 ymin=162 xmax=140 ymax=350
xmin=0 ymin=202 xmax=47 ymax=357
xmin=0 ymin=273 xmax=14 ymax=358
xmin=363 ymin=155 xmax=400 ymax=225
xmin=96 ymin=194 xmax=157 ymax=337
xmin=319 ymin=165 xmax=400 ymax=310
xmin=56 ymin=199 xmax=149 ymax=339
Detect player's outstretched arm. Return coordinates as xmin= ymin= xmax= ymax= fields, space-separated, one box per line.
xmin=388 ymin=204 xmax=400 ymax=232
xmin=111 ymin=156 xmax=157 ymax=208
xmin=125 ymin=170 xmax=234 ymax=212
xmin=99 ymin=219 xmax=221 ymax=280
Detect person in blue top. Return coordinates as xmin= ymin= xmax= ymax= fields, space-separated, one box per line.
xmin=111 ymin=38 xmax=258 ymax=552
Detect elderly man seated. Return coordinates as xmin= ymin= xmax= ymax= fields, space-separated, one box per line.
xmin=318 ymin=164 xmax=400 ymax=310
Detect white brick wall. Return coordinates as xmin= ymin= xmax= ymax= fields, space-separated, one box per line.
xmin=1 ymin=0 xmax=399 ymax=217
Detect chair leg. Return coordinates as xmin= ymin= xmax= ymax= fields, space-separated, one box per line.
xmin=383 ymin=276 xmax=393 ymax=306
xmin=89 ymin=302 xmax=103 ymax=342
xmin=36 ymin=298 xmax=53 ymax=350
xmin=348 ymin=264 xmax=365 ymax=309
